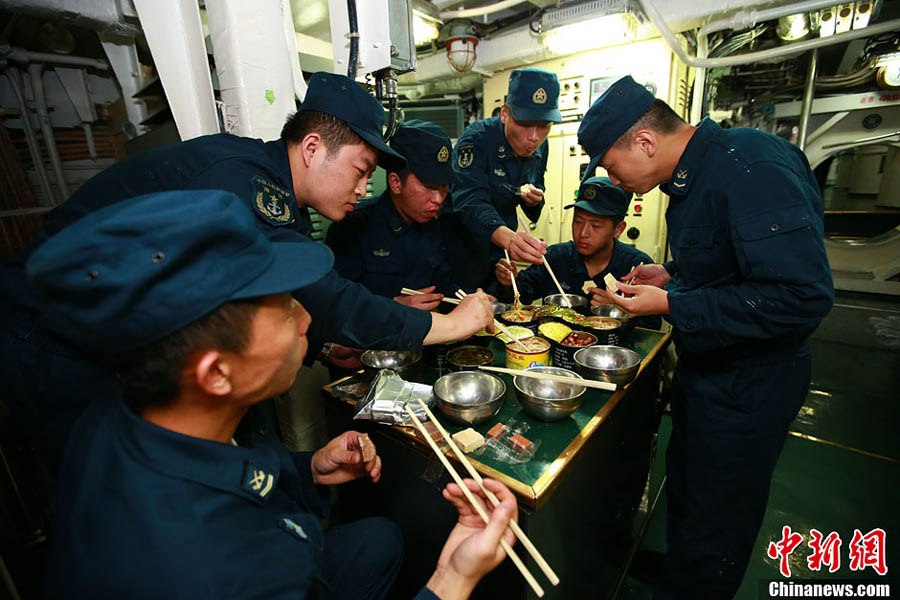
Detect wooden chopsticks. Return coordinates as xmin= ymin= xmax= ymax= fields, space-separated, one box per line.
xmin=403 ymin=400 xmax=559 ymax=597
xmin=502 ymin=249 xmax=521 ymax=309
xmin=455 ymin=289 xmax=529 ymax=352
xmin=400 ymin=287 xmax=460 ymax=305
xmin=479 ymin=365 xmax=617 ymax=392
xmin=516 ymin=215 xmax=570 ymax=308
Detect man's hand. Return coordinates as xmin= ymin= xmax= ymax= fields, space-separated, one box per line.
xmin=494 ymin=259 xmax=518 ymax=287
xmin=426 ymin=478 xmax=518 ymax=600
xmin=424 ymin=289 xmax=494 ymax=344
xmin=621 ymin=263 xmax=671 ymax=288
xmin=587 ymin=287 xmax=612 ymax=307
xmin=394 ymin=285 xmax=443 ymax=311
xmin=310 ymin=431 xmax=381 ymax=486
xmin=519 ymin=184 xmax=543 ymax=207
xmin=606 ymin=282 xmax=670 ymax=317
xmin=507 ymin=230 xmax=546 ymax=264
xmin=328 ymin=344 xmax=363 ymax=370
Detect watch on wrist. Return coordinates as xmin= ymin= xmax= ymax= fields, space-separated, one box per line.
xmin=318 ymin=342 xmax=334 ymax=364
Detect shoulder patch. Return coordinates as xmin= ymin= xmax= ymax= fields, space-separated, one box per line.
xmin=251 ymin=176 xmax=295 ymax=227
xmin=241 ymin=460 xmax=274 ymax=499
xmin=457 ymin=145 xmax=474 ymax=169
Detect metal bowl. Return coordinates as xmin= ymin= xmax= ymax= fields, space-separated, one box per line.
xmin=513 ymin=366 xmax=586 ymax=421
xmin=433 ymin=372 xmax=506 ymax=425
xmin=590 ymin=304 xmax=632 ymax=330
xmin=543 ymin=294 xmax=588 ymax=313
xmin=446 ymin=345 xmax=495 ymax=371
xmin=361 ymin=349 xmax=422 ymax=378
xmin=573 ymin=345 xmax=642 ymax=385
xmin=491 ymin=301 xmax=512 ymax=316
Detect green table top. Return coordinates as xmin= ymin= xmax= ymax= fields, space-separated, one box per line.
xmin=324 ymin=328 xmax=670 ymax=510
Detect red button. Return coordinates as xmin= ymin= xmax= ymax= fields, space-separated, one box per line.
xmin=634 ymin=204 xmax=642 ymax=212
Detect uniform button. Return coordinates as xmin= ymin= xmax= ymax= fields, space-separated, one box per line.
xmin=770 ymin=223 xmax=780 ymax=232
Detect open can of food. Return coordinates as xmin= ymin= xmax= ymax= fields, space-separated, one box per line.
xmin=550 ymin=331 xmax=598 ymax=370
xmin=505 ymin=336 xmax=551 ymax=370
xmin=447 ymin=345 xmax=495 ymax=371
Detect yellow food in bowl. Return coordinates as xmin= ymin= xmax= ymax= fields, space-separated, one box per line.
xmin=537 ymin=322 xmax=572 ymax=343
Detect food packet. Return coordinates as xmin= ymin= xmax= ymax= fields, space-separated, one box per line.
xmin=476 ymin=417 xmax=540 ymax=464
xmin=353 ymin=369 xmax=433 ymax=425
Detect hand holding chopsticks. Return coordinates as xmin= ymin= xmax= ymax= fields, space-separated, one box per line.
xmin=479 ymin=365 xmax=617 ymax=392
xmin=455 ymin=290 xmax=529 ymax=352
xmin=404 ymin=402 xmax=558 ymax=597
xmin=514 ymin=215 xmax=570 ymax=308
xmin=400 ymin=287 xmax=460 ymax=305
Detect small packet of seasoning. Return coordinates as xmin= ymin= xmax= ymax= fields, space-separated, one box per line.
xmin=353 ymin=369 xmax=433 ymax=425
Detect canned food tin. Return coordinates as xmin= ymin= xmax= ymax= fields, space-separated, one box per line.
xmin=505 ymin=336 xmax=551 ymax=370
xmin=550 ymin=331 xmax=598 ymax=370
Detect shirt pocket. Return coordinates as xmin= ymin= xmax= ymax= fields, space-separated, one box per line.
xmin=734 ymin=206 xmax=825 ymax=284
xmin=670 ymin=225 xmax=722 ymax=286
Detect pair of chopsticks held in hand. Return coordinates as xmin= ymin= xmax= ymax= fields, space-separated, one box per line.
xmin=455 ymin=289 xmax=530 ymax=352
xmin=498 ymin=215 xmax=571 ymax=308
xmin=404 ymin=399 xmax=559 ymax=596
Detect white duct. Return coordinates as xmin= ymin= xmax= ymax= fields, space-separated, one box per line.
xmin=206 ymin=0 xmax=297 ymax=140
xmin=133 ymin=0 xmax=219 ymax=141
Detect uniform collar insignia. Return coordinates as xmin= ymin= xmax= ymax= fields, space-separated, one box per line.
xmin=497 ymin=144 xmax=507 ymax=159
xmin=373 ymin=248 xmax=390 ymax=257
xmin=241 ymin=461 xmax=274 ymax=499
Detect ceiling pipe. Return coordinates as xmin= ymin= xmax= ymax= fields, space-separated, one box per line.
xmin=639 ymin=0 xmax=900 ymax=69
xmin=699 ymin=0 xmax=848 ymax=38
xmin=798 ymin=49 xmax=819 ymax=150
xmin=2 ymin=45 xmax=109 ymax=70
xmin=440 ymin=0 xmax=529 ymax=20
xmin=28 ymin=64 xmax=70 ymax=200
xmin=4 ymin=68 xmax=56 ymax=206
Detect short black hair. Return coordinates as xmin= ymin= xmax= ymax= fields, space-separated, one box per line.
xmin=102 ymin=298 xmax=263 ymax=414
xmin=613 ymin=99 xmax=685 ymax=149
xmin=280 ymin=110 xmax=363 ymax=156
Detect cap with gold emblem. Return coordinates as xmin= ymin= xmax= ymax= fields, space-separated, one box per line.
xmin=388 ymin=119 xmax=456 ymax=185
xmin=506 ymin=67 xmax=562 ymax=123
xmin=564 ymin=176 xmax=632 ymax=218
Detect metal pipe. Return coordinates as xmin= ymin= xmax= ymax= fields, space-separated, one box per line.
xmin=4 ymin=46 xmax=109 ymax=70
xmin=638 ymin=0 xmax=900 ymax=69
xmin=798 ymin=49 xmax=818 ymax=150
xmin=440 ymin=0 xmax=527 ymax=20
xmin=83 ymin=123 xmax=97 ymax=161
xmin=4 ymin=68 xmax=55 ymax=205
xmin=690 ymin=33 xmax=708 ymax=125
xmin=28 ymin=63 xmax=69 ymax=200
xmin=699 ymin=0 xmax=844 ymax=37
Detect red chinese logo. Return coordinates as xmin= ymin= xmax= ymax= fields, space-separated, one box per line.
xmin=768 ymin=526 xmax=804 ymax=577
xmin=848 ymin=528 xmax=888 ymax=576
xmin=807 ymin=529 xmax=842 ymax=573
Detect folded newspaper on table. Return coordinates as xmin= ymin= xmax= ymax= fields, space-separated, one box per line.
xmin=353 ymin=369 xmax=433 ymax=425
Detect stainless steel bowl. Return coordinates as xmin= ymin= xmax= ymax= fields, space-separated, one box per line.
xmin=433 ymin=372 xmax=506 ymax=425
xmin=590 ymin=304 xmax=632 ymax=328
xmin=573 ymin=345 xmax=642 ymax=385
xmin=543 ymin=294 xmax=588 ymax=312
xmin=513 ymin=366 xmax=586 ymax=421
xmin=361 ymin=349 xmax=422 ymax=378
xmin=491 ymin=301 xmax=512 ymax=316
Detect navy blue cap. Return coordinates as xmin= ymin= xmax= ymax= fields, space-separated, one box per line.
xmin=389 ymin=120 xmax=455 ymax=185
xmin=565 ymin=176 xmax=632 ymax=218
xmin=301 ymin=72 xmax=407 ymax=172
xmin=506 ymin=68 xmax=561 ymax=123
xmin=26 ymin=190 xmax=334 ymax=354
xmin=577 ymin=76 xmax=655 ymax=183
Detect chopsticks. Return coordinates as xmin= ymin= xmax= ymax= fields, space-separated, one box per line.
xmin=400 ymin=287 xmax=460 ymax=305
xmin=503 ymin=249 xmax=521 ymax=309
xmin=455 ymin=289 xmax=529 ymax=352
xmin=516 ymin=215 xmax=570 ymax=308
xmin=403 ymin=401 xmax=556 ymax=597
xmin=478 ymin=365 xmax=617 ymax=392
